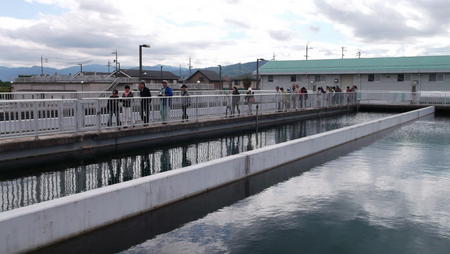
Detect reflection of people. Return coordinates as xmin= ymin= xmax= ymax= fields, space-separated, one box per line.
xmin=181 ymin=145 xmax=192 ymax=168
xmin=140 ymin=154 xmax=151 ymax=177
xmin=139 ymin=81 xmax=152 ymax=124
xmin=160 ymin=149 xmax=172 ymax=172
xmin=107 ymin=89 xmax=121 ymax=126
xmin=107 ymin=160 xmax=121 ymax=185
xmin=246 ymin=134 xmax=254 ymax=151
xmin=122 ymin=157 xmax=133 ymax=182
xmin=159 ymin=80 xmax=173 ymax=124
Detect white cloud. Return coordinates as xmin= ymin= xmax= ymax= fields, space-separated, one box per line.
xmin=0 ymin=0 xmax=450 ymax=68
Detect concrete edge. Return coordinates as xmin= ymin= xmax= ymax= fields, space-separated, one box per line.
xmin=0 ymin=106 xmax=434 ymax=254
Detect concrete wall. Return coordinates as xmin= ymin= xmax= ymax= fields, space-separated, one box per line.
xmin=0 ymin=106 xmax=434 ymax=254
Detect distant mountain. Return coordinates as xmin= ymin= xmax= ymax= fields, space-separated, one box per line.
xmin=0 ymin=61 xmax=268 ymax=82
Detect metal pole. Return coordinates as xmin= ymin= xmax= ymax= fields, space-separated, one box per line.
xmin=139 ymin=45 xmax=143 ymax=79
xmin=256 ymin=59 xmax=259 ymax=90
xmin=40 ymin=56 xmax=44 ymax=76
xmin=218 ymin=65 xmax=222 ymax=89
xmin=160 ymin=66 xmax=163 ymax=79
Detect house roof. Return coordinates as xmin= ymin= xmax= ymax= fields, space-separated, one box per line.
xmin=259 ymin=55 xmax=450 ymax=75
xmin=118 ymin=69 xmax=180 ymax=80
xmin=188 ymin=70 xmax=221 ymax=82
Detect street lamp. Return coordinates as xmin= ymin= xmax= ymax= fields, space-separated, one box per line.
xmin=218 ymin=65 xmax=222 ymax=89
xmin=256 ymin=58 xmax=265 ymax=90
xmin=160 ymin=65 xmax=163 ymax=79
xmin=139 ymin=44 xmax=150 ymax=79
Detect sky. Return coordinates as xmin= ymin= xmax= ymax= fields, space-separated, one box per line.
xmin=1 ymin=0 xmax=450 ymax=68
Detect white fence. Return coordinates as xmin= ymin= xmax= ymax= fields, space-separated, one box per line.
xmin=359 ymin=91 xmax=450 ymax=105
xmin=0 ymin=93 xmax=357 ymax=139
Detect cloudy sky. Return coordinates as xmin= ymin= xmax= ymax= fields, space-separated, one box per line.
xmin=1 ymin=0 xmax=450 ymax=68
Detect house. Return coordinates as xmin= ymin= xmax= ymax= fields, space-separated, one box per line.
xmin=230 ymin=74 xmax=257 ymax=89
xmin=259 ymin=55 xmax=450 ymax=92
xmin=186 ymin=70 xmax=230 ymax=89
xmin=112 ymin=69 xmax=180 ymax=84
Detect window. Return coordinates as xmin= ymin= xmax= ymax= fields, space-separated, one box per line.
xmin=268 ymin=75 xmax=274 ymax=82
xmin=199 ymin=77 xmax=205 ymax=82
xmin=314 ymin=75 xmax=321 ymax=82
xmin=290 ymin=75 xmax=297 ymax=82
xmin=397 ymin=74 xmax=405 ymax=82
xmin=429 ymin=73 xmax=437 ymax=82
xmin=368 ymin=74 xmax=375 ymax=82
xmin=437 ymin=73 xmax=444 ymax=81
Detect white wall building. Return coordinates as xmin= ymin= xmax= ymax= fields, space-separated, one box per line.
xmin=259 ymin=55 xmax=450 ymax=92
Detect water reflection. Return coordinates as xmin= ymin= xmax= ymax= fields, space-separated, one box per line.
xmin=120 ymin=116 xmax=450 ymax=254
xmin=0 ymin=112 xmax=391 ymax=212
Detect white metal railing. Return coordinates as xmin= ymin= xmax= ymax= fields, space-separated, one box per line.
xmin=0 ymin=90 xmax=276 ymax=100
xmin=0 ymin=93 xmax=357 ymax=139
xmin=359 ymin=92 xmax=450 ymax=105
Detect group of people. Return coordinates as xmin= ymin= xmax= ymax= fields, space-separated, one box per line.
xmin=106 ymin=81 xmax=358 ymax=127
xmin=226 ymin=87 xmax=255 ymax=116
xmin=107 ymin=80 xmax=190 ymax=127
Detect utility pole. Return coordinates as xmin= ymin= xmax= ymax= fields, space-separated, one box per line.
xmin=112 ymin=50 xmax=118 ymax=71
xmin=179 ymin=64 xmax=182 ymax=79
xmin=218 ymin=65 xmax=222 ymax=89
xmin=160 ymin=66 xmax=163 ymax=79
xmin=107 ymin=60 xmax=111 ymax=73
xmin=356 ymin=50 xmax=361 ymax=59
xmin=78 ymin=63 xmax=83 ymax=74
xmin=341 ymin=46 xmax=346 ymax=59
xmin=305 ymin=44 xmax=313 ymax=60
xmin=272 ymin=52 xmax=276 ymax=61
xmin=188 ymin=57 xmax=192 ymax=76
xmin=40 ymin=56 xmax=44 ymax=76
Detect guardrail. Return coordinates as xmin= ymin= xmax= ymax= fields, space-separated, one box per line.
xmin=359 ymin=92 xmax=450 ymax=105
xmin=0 ymin=90 xmax=276 ymax=100
xmin=0 ymin=93 xmax=357 ymax=139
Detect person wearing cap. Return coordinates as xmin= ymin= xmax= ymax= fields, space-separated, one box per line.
xmin=107 ymin=89 xmax=121 ymax=127
xmin=180 ymin=84 xmax=190 ymax=121
xmin=138 ymin=81 xmax=152 ymax=124
xmin=159 ymin=80 xmax=173 ymax=123
xmin=122 ymin=85 xmax=134 ymax=127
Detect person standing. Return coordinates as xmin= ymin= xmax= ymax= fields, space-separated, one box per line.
xmin=231 ymin=86 xmax=241 ymax=116
xmin=180 ymin=84 xmax=190 ymax=121
xmin=107 ymin=89 xmax=121 ymax=127
xmin=275 ymin=86 xmax=282 ymax=112
xmin=122 ymin=85 xmax=134 ymax=127
xmin=159 ymin=80 xmax=173 ymax=123
xmin=245 ymin=88 xmax=255 ymax=115
xmin=138 ymin=81 xmax=152 ymax=124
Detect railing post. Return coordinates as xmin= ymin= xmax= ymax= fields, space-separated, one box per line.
xmin=195 ymin=96 xmax=199 ymax=122
xmin=58 ymin=100 xmax=64 ymax=132
xmin=75 ymin=99 xmax=80 ymax=133
xmin=96 ymin=99 xmax=101 ymax=131
xmin=33 ymin=101 xmax=39 ymax=139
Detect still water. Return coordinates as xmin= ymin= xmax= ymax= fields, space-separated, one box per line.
xmin=0 ymin=112 xmax=390 ymax=212
xmin=121 ymin=115 xmax=450 ymax=254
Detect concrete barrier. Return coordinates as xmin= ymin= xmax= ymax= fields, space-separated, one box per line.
xmin=0 ymin=106 xmax=434 ymax=254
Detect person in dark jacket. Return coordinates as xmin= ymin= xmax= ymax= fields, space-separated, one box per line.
xmin=139 ymin=81 xmax=152 ymax=124
xmin=159 ymin=80 xmax=173 ymax=123
xmin=122 ymin=85 xmax=134 ymax=126
xmin=107 ymin=89 xmax=121 ymax=126
xmin=180 ymin=84 xmax=190 ymax=121
xmin=231 ymin=86 xmax=241 ymax=116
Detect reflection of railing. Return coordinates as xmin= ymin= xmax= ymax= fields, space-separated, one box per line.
xmin=0 ymin=115 xmax=343 ymax=212
xmin=0 ymin=93 xmax=357 ymax=139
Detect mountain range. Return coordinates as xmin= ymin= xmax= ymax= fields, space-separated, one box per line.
xmin=0 ymin=61 xmax=267 ymax=82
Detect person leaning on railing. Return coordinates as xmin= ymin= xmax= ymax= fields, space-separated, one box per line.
xmin=139 ymin=81 xmax=152 ymax=124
